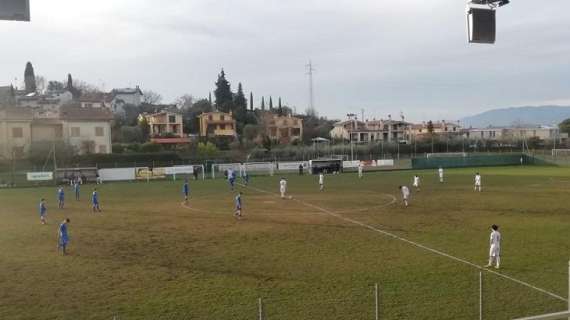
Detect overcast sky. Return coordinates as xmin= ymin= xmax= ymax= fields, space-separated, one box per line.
xmin=1 ymin=0 xmax=569 ymax=121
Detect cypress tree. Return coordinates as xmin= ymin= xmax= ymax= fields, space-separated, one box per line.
xmin=269 ymin=96 xmax=273 ymax=110
xmin=278 ymin=97 xmax=283 ymax=115
xmin=261 ymin=97 xmax=265 ymax=111
xmin=24 ymin=62 xmax=36 ymax=93
xmin=214 ymin=69 xmax=233 ymax=113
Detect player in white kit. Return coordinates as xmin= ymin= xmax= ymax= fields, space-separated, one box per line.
xmin=279 ymin=178 xmax=287 ymax=199
xmin=318 ymin=173 xmax=324 ymax=191
xmin=412 ymin=175 xmax=421 ymax=192
xmin=399 ymin=185 xmax=410 ymax=207
xmin=485 ymin=224 xmax=501 ymax=269
xmin=358 ymin=163 xmax=363 ymax=179
xmin=438 ymin=167 xmax=444 ymax=183
xmin=474 ymin=172 xmax=482 ymax=192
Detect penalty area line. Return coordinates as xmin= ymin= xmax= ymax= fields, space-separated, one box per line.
xmin=240 ymin=184 xmax=566 ymax=302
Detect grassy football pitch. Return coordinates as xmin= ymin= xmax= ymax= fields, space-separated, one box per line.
xmin=1 ymin=166 xmax=569 ymax=320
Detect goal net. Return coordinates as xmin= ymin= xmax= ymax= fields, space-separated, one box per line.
xmin=211 ymin=162 xmax=275 ymax=179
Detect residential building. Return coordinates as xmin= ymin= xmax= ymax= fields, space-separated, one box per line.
xmin=411 ymin=120 xmax=463 ymax=139
xmin=0 ymin=105 xmax=113 ymax=159
xmin=110 ymin=86 xmax=143 ymax=114
xmin=138 ymin=111 xmax=184 ymax=138
xmin=330 ymin=117 xmax=411 ymax=143
xmin=260 ymin=112 xmax=303 ymax=144
xmin=465 ymin=126 xmax=568 ymax=142
xmin=79 ymin=92 xmax=112 ymax=109
xmin=0 ymin=86 xmax=15 ymax=106
xmin=198 ymin=111 xmax=236 ymax=138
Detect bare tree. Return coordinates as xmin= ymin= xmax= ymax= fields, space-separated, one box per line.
xmin=142 ymin=90 xmax=162 ymax=104
xmin=175 ymin=94 xmax=194 ymax=110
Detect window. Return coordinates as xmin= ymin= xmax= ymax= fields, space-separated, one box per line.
xmin=98 ymin=145 xmax=107 ymax=153
xmin=169 ymin=115 xmax=176 ymax=123
xmin=221 ymin=124 xmax=226 ymax=130
xmin=228 ymin=124 xmax=233 ymax=129
xmin=11 ymin=127 xmax=23 ymax=138
xmin=85 ymin=103 xmax=93 ymax=108
xmin=95 ymin=127 xmax=104 ymax=137
xmin=292 ymin=128 xmax=301 ymax=136
xmin=208 ymin=115 xmax=213 ymax=121
xmin=71 ymin=127 xmax=81 ymax=137
xmin=220 ymin=115 xmax=225 ymax=121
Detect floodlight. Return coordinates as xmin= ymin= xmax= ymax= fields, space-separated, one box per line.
xmin=0 ymin=0 xmax=30 ymax=21
xmin=467 ymin=5 xmax=496 ymax=44
xmin=466 ymin=0 xmax=510 ymax=44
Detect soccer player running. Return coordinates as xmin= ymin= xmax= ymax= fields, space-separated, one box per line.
xmin=92 ymin=188 xmax=102 ymax=213
xmin=183 ymin=178 xmax=190 ymax=204
xmin=399 ymin=185 xmax=410 ymax=207
xmin=39 ymin=198 xmax=47 ymax=225
xmin=474 ymin=172 xmax=482 ymax=192
xmin=73 ymin=179 xmax=80 ymax=201
xmin=319 ymin=172 xmax=324 ymax=191
xmin=358 ymin=162 xmax=364 ymax=179
xmin=485 ymin=224 xmax=501 ymax=269
xmin=228 ymin=169 xmax=236 ymax=191
xmin=57 ymin=186 xmax=65 ymax=209
xmin=438 ymin=167 xmax=444 ymax=183
xmin=413 ymin=175 xmax=421 ymax=192
xmin=57 ymin=218 xmax=71 ymax=256
xmin=279 ymin=177 xmax=287 ymax=199
xmin=234 ymin=192 xmax=243 ymax=219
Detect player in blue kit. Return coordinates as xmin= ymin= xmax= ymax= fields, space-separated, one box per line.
xmin=39 ymin=198 xmax=47 ymax=225
xmin=183 ymin=179 xmax=190 ymax=204
xmin=57 ymin=187 xmax=65 ymax=209
xmin=92 ymin=188 xmax=102 ymax=213
xmin=234 ymin=192 xmax=242 ymax=219
xmin=57 ymin=218 xmax=70 ymax=255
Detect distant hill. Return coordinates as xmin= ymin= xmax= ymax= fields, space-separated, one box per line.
xmin=460 ymin=106 xmax=570 ymax=128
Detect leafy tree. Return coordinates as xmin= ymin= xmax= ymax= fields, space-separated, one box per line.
xmin=427 ymin=120 xmax=434 ymax=134
xmin=28 ymin=141 xmax=77 ymax=166
xmin=182 ymin=98 xmax=212 ymax=134
xmin=214 ymin=69 xmax=233 ymax=112
xmin=66 ymin=74 xmax=73 ymax=90
xmin=278 ymin=97 xmax=283 ymax=115
xmin=24 ymin=62 xmax=36 ymax=93
xmin=119 ymin=126 xmax=144 ymax=143
xmin=47 ymin=81 xmax=65 ymax=92
xmin=262 ymin=134 xmax=272 ymax=151
xmin=559 ymin=118 xmax=570 ymax=135
xmin=243 ymin=124 xmax=263 ymax=141
xmin=138 ymin=117 xmax=150 ymax=141
xmin=197 ymin=142 xmax=219 ymax=158
xmin=142 ymin=90 xmax=162 ymax=104
xmin=140 ymin=142 xmax=163 ymax=153
xmin=233 ymin=83 xmax=248 ymax=134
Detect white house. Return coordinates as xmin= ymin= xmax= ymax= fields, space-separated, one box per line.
xmin=111 ymin=86 xmax=143 ymax=115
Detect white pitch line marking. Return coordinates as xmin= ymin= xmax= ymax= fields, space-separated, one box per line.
xmin=241 ymin=184 xmax=566 ymax=302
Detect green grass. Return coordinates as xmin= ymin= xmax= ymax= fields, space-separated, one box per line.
xmin=1 ymin=166 xmax=569 ymax=320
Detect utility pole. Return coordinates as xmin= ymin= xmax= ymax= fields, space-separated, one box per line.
xmin=306 ymin=60 xmax=316 ymax=116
